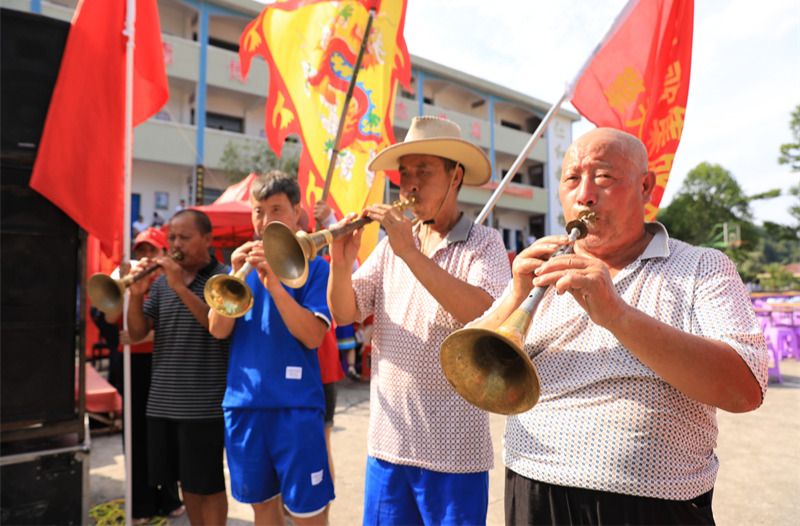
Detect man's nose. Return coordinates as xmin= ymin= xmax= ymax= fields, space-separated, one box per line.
xmin=576 ymin=176 xmax=597 ymax=206
xmin=402 ymin=180 xmax=419 ymax=195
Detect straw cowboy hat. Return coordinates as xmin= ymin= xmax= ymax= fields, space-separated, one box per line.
xmin=369 ymin=116 xmax=492 ymax=186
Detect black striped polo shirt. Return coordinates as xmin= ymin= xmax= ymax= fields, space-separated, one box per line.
xmin=143 ymin=259 xmax=231 ymax=420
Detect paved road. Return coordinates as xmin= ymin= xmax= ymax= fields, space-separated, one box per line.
xmin=90 ymin=360 xmax=800 ymax=525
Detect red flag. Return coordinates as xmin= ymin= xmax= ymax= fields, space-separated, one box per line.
xmin=30 ymin=0 xmax=169 ymax=256
xmin=569 ymin=0 xmax=693 ymax=220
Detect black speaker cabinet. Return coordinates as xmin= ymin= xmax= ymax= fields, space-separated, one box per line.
xmin=0 ymin=426 xmax=90 ymax=525
xmin=0 ymin=9 xmax=70 ymax=166
xmin=1 ymin=9 xmax=84 ymax=435
xmin=1 ymin=166 xmax=83 ymax=428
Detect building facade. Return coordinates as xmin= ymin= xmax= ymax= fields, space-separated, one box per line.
xmin=7 ymin=0 xmax=580 ymax=251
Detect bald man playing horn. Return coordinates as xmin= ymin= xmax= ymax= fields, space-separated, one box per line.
xmin=328 ymin=117 xmax=511 ymax=526
xmin=471 ymin=128 xmax=769 ymax=526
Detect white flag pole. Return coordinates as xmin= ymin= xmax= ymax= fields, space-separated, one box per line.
xmin=123 ymin=0 xmax=136 ymax=524
xmin=475 ymin=0 xmax=641 ymax=226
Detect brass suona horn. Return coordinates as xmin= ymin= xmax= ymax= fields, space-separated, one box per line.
xmin=262 ymin=198 xmax=417 ymax=288
xmin=87 ymin=250 xmax=184 ymax=316
xmin=204 ymin=261 xmax=255 ymax=318
xmin=439 ymin=211 xmax=596 ymax=415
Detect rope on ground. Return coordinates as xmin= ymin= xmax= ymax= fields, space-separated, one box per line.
xmin=88 ymin=499 xmax=169 ymax=526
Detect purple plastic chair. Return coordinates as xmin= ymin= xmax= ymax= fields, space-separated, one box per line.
xmin=766 ymin=338 xmax=783 ymax=384
xmin=764 ymin=325 xmax=800 ymax=361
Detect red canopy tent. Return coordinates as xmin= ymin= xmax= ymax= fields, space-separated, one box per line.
xmin=190 ymin=173 xmax=256 ymax=249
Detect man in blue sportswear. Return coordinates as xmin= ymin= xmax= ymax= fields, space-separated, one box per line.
xmin=209 ymin=171 xmax=334 ymax=526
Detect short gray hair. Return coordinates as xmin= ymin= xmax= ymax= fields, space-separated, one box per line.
xmin=250 ymin=170 xmax=301 ymax=205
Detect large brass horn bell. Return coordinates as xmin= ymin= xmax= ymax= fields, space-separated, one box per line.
xmin=87 ymin=251 xmax=184 ymax=316
xmin=204 ymin=262 xmax=255 ymax=318
xmin=439 ymin=211 xmax=596 ymax=415
xmin=262 ymin=198 xmax=416 ymax=288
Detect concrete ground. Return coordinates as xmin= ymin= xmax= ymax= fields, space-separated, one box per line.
xmin=90 ymin=360 xmax=800 ymax=525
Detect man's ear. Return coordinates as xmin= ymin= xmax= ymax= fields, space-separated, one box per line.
xmin=641 ymin=170 xmax=657 ymax=204
xmin=203 ymin=231 xmax=214 ymax=247
xmin=452 ymin=165 xmax=464 ymax=188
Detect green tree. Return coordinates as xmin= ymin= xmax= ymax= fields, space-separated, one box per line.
xmin=778 ymin=104 xmax=800 ymax=224
xmin=758 ymin=262 xmax=799 ymax=291
xmin=219 ymin=141 xmax=300 ymax=183
xmin=656 ymin=162 xmax=779 ymax=248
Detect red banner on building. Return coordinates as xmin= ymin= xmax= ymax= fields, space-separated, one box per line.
xmin=570 ymin=0 xmax=694 ymax=220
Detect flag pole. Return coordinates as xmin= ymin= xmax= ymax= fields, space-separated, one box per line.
xmin=319 ymin=7 xmax=376 ymax=205
xmin=123 ymin=0 xmax=136 ymax=524
xmin=474 ymin=0 xmax=641 ymax=226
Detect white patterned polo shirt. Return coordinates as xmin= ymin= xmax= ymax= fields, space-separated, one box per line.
xmin=352 ymin=213 xmax=511 ymax=473
xmin=488 ymin=222 xmax=769 ymax=499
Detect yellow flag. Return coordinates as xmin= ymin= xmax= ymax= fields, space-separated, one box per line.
xmin=239 ymin=0 xmax=411 ymax=262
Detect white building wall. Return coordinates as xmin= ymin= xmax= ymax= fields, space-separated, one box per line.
xmin=158 ymin=1 xmax=192 ymax=39
xmin=206 ymin=90 xmax=246 ymax=117
xmin=546 ymin=115 xmax=572 ymax=236
xmin=245 ymin=104 xmax=267 ymax=136
xmin=132 ymin=160 xmax=193 ymax=224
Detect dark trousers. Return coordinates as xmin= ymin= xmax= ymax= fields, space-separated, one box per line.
xmin=505 ymin=468 xmax=715 ymax=526
xmin=127 ymin=353 xmax=182 ymax=518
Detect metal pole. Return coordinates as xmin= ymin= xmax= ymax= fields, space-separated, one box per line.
xmin=319 ymin=8 xmax=376 ymax=204
xmin=123 ymin=0 xmax=136 ymax=524
xmin=475 ymin=93 xmax=566 ymax=225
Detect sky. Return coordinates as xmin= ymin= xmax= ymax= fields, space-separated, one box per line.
xmin=258 ymin=0 xmax=800 ymax=225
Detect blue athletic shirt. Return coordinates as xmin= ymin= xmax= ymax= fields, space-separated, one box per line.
xmin=222 ymin=257 xmax=331 ymax=411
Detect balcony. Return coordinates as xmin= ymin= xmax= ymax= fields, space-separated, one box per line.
xmin=393 ymin=96 xmax=547 ymax=164
xmin=206 ymin=45 xmax=269 ymax=97
xmin=459 ymin=182 xmax=548 ymax=215
xmin=134 ymin=118 xmax=301 ymax=170
xmin=161 ymin=34 xmax=269 ymax=97
xmin=134 ymin=120 xmax=198 ymax=166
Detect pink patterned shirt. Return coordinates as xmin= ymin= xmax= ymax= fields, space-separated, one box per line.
xmin=352 ymin=213 xmax=511 ymax=473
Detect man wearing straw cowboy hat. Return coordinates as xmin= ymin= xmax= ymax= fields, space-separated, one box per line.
xmin=328 ymin=116 xmax=511 ymax=525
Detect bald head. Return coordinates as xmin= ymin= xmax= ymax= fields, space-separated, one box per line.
xmin=569 ymin=128 xmax=649 ymax=174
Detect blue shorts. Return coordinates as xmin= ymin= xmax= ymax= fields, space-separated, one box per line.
xmin=223 ymin=407 xmax=335 ymax=516
xmin=363 ymin=456 xmax=489 ymax=526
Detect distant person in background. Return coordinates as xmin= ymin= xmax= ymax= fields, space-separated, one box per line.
xmin=109 ymin=228 xmax=185 ymax=524
xmin=516 ymin=231 xmax=525 ymax=255
xmin=133 ymin=215 xmax=149 ymax=237
xmin=152 ymin=211 xmax=166 ymax=228
xmin=127 ymin=210 xmax=231 ymax=526
xmin=176 ymin=199 xmax=187 ymax=213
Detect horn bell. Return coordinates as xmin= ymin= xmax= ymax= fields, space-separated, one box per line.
xmin=204 ymin=273 xmax=254 ymax=318
xmin=87 ymin=273 xmax=127 ymax=316
xmin=440 ymin=322 xmax=540 ymax=415
xmin=262 ymin=222 xmax=315 ymax=289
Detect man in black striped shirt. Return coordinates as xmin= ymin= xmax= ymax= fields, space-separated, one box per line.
xmin=128 ymin=210 xmax=230 ymax=526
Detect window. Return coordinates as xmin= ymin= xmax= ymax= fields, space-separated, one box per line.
xmin=192 ymin=33 xmax=240 ymax=53
xmin=528 ymin=164 xmax=544 ymax=187
xmin=502 ymin=169 xmax=523 ymax=184
xmin=526 ymin=116 xmax=543 ymax=133
xmin=203 ymin=187 xmax=223 ymax=203
xmin=529 ymin=216 xmax=545 ymax=240
xmin=206 ymin=112 xmax=243 ymax=133
xmin=209 ymin=37 xmax=239 ymax=53
xmin=500 ymin=120 xmax=522 ymax=131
